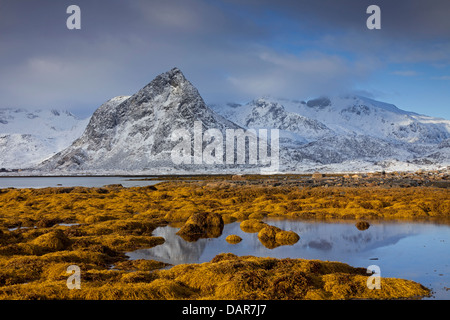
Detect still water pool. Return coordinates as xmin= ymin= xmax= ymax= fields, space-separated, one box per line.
xmin=127 ymin=219 xmax=450 ymax=300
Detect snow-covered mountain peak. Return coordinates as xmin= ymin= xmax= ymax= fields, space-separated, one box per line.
xmin=38 ymin=68 xmax=241 ymax=172
xmin=352 ymin=95 xmax=416 ymax=115
xmin=130 ymin=67 xmax=192 ymax=103
xmin=247 ymin=98 xmax=286 ymax=121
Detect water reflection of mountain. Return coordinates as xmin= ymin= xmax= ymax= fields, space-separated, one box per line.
xmin=307 ymin=239 xmax=333 ymax=251
xmin=126 ymin=226 xmax=208 ymax=264
xmin=126 ymin=220 xmax=432 ymax=265
xmin=269 ymin=220 xmax=420 ymax=254
xmin=125 ymin=221 xmax=449 ymax=300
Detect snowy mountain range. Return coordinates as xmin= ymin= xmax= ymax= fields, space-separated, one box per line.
xmin=212 ymin=96 xmax=450 ymax=144
xmin=2 ymin=67 xmax=450 ymax=174
xmin=210 ymin=95 xmax=450 ymax=172
xmin=0 ymin=108 xmax=89 ymax=169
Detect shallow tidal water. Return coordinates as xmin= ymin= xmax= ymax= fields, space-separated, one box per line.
xmin=127 ymin=219 xmax=450 ymax=300
xmin=0 ymin=176 xmax=161 ymax=188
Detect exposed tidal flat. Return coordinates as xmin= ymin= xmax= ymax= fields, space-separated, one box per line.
xmin=0 ymin=173 xmax=448 ymax=300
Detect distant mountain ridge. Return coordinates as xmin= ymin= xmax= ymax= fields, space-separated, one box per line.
xmin=0 ymin=108 xmax=89 ymax=169
xmin=211 ymin=94 xmax=450 ymax=172
xmin=211 ymin=95 xmax=450 ymax=144
xmin=2 ymin=67 xmax=450 ymax=173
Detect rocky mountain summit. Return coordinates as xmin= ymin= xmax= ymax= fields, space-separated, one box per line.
xmin=38 ymin=68 xmax=241 ymax=173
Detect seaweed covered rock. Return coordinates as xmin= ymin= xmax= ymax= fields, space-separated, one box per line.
xmin=36 ymin=218 xmax=61 ymax=228
xmin=176 ymin=224 xmax=203 ymax=241
xmin=30 ymin=230 xmax=71 ymax=252
xmin=186 ymin=212 xmax=223 ymax=230
xmin=258 ymin=225 xmax=282 ymax=249
xmin=240 ymin=219 xmax=267 ymax=233
xmin=176 ymin=212 xmax=224 ymax=242
xmin=275 ymin=230 xmax=300 ymax=245
xmin=356 ymin=221 xmax=371 ymax=231
xmin=225 ymin=234 xmax=242 ymax=244
xmin=258 ymin=225 xmax=300 ymax=248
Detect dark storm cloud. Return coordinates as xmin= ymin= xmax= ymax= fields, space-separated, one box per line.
xmin=231 ymin=0 xmax=450 ymax=39
xmin=0 ymin=0 xmax=449 ymax=117
xmin=232 ymin=0 xmax=450 ymax=63
xmin=0 ymin=0 xmax=270 ymax=115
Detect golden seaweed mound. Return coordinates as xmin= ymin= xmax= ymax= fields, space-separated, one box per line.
xmin=0 ymin=253 xmax=430 ymax=300
xmin=157 ymin=254 xmax=431 ymax=300
xmin=225 ymin=234 xmax=242 ymax=244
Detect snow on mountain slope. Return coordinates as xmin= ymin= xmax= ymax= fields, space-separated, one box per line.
xmin=215 ymin=95 xmax=450 ymax=145
xmin=38 ymin=68 xmax=242 ymax=172
xmin=211 ymin=94 xmax=450 ymax=171
xmin=277 ymin=95 xmax=450 ymax=144
xmin=210 ymin=98 xmax=333 ymax=145
xmin=0 ymin=108 xmax=90 ymax=169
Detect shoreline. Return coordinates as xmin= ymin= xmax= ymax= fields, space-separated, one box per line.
xmin=0 ymin=166 xmax=449 ymax=178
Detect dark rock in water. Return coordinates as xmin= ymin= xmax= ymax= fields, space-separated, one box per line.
xmin=275 ymin=230 xmax=300 ymax=245
xmin=356 ymin=221 xmax=370 ymax=231
xmin=226 ymin=234 xmax=242 ymax=244
xmin=186 ymin=212 xmax=223 ymax=230
xmin=31 ymin=229 xmax=71 ymax=252
xmin=176 ymin=212 xmax=224 ymax=242
xmin=257 ymin=225 xmax=300 ymax=249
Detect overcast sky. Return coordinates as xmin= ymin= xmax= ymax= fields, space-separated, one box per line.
xmin=1 ymin=0 xmax=449 ymax=119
